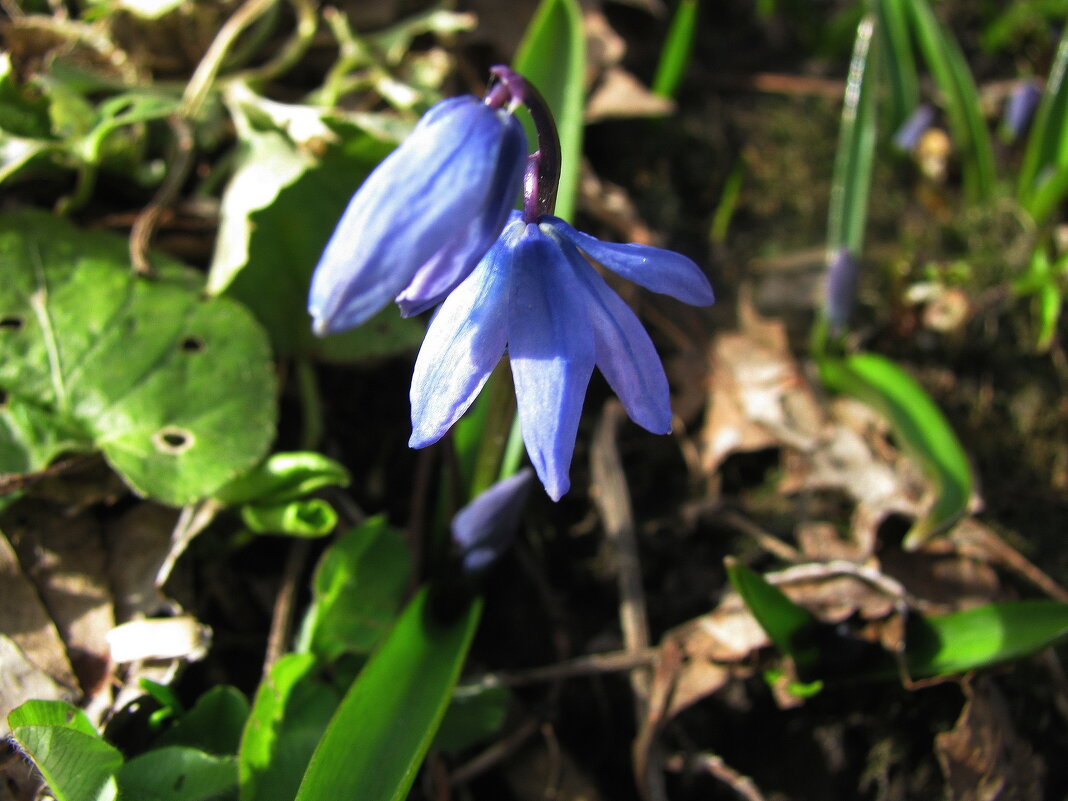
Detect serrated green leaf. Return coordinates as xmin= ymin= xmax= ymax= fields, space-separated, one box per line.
xmin=11 ymin=725 xmax=122 ymax=801
xmin=238 ymin=653 xmax=345 ymax=801
xmin=240 ymin=499 xmax=337 ymax=537
xmin=117 ymin=747 xmax=237 ymax=801
xmin=298 ymin=516 xmax=413 ymax=660
xmin=513 ymin=0 xmax=585 ymax=221
xmin=817 ymin=352 xmax=972 ymax=548
xmin=208 ymin=85 xmax=424 ymax=362
xmin=0 ymin=209 xmax=276 ymax=506
xmin=907 ymin=600 xmax=1068 ymax=676
xmin=294 ymin=588 xmax=481 ymax=801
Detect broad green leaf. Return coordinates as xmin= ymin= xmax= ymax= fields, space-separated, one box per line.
xmin=155 ymin=686 xmax=249 ymax=756
xmin=514 ymin=0 xmax=585 ymax=221
xmin=240 ymin=499 xmax=337 ymax=538
xmin=901 ymin=0 xmax=997 ymax=203
xmin=433 ymin=684 xmax=510 ymax=754
xmin=298 ymin=516 xmax=413 ymax=660
xmin=10 ymin=725 xmax=122 ymax=801
xmin=907 ymin=600 xmax=1068 ymax=676
xmin=238 ymin=653 xmax=346 ymax=801
xmin=117 ymin=747 xmax=237 ymax=801
xmin=8 ymin=699 xmax=97 ymax=735
xmin=0 ymin=210 xmax=276 ymax=505
xmin=214 ymin=451 xmax=349 ymax=505
xmin=818 ymin=353 xmax=972 ymax=548
xmin=1018 ymin=26 xmax=1068 ymax=222
xmin=726 ymin=561 xmax=822 ymax=671
xmin=295 ymin=588 xmax=481 ymax=801
xmin=652 ymin=0 xmax=699 ymax=99
xmin=207 ymin=84 xmax=423 ymax=362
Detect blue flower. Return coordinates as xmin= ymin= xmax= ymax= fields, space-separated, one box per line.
xmin=308 ymin=95 xmax=527 ymax=334
xmin=409 ymin=211 xmax=714 ymax=500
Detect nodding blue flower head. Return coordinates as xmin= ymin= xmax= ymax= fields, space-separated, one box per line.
xmin=409 ymin=211 xmax=714 ymax=501
xmin=308 ymin=95 xmax=527 ymax=335
xmin=452 ymin=468 xmax=534 ymax=574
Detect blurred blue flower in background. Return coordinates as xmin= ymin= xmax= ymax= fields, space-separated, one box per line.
xmin=452 ymin=468 xmax=534 ymax=574
xmin=308 ymin=95 xmax=526 ymax=334
xmin=409 ymin=211 xmax=714 ymax=501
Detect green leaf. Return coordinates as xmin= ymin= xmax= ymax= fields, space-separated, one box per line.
xmin=214 ymin=451 xmax=349 ymax=504
xmin=207 ymin=85 xmax=424 ymax=362
xmin=826 ymin=14 xmax=878 ymax=258
xmin=295 ymin=588 xmax=481 ymax=801
xmin=297 ymin=516 xmax=413 ymax=660
xmin=874 ymin=0 xmax=919 ymax=130
xmin=156 ymin=686 xmax=249 ymax=756
xmin=907 ymin=600 xmax=1068 ymax=676
xmin=818 ymin=352 xmax=972 ymax=548
xmin=1018 ymin=26 xmax=1068 ymax=222
xmin=901 ymin=0 xmax=997 ymax=203
xmin=8 ymin=699 xmax=98 ymax=735
xmin=652 ymin=0 xmax=699 ymax=99
xmin=10 ymin=725 xmax=122 ymax=801
xmin=726 ymin=561 xmax=823 ymax=671
xmin=238 ymin=653 xmax=346 ymax=801
xmin=0 ymin=209 xmax=277 ymax=505
xmin=433 ymin=684 xmax=510 ymax=754
xmin=240 ymin=499 xmax=337 ymax=538
xmin=513 ymin=0 xmax=586 ymax=221
xmin=117 ymin=747 xmax=237 ymax=801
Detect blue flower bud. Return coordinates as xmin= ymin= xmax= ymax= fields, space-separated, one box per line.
xmin=452 ymin=468 xmax=534 ymax=574
xmin=892 ymin=103 xmax=936 ymax=154
xmin=308 ymin=96 xmax=526 ymax=334
xmin=1000 ymin=80 xmax=1042 ymax=143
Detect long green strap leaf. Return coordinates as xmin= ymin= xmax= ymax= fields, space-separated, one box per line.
xmin=1018 ymin=26 xmax=1068 ymax=222
xmin=901 ymin=0 xmax=997 ymax=203
xmin=513 ymin=0 xmax=586 ymax=221
xmin=818 ymin=352 xmax=972 ymax=548
xmin=652 ymin=0 xmax=699 ymax=99
xmin=874 ymin=0 xmax=919 ymax=130
xmin=294 ymin=589 xmax=482 ymax=801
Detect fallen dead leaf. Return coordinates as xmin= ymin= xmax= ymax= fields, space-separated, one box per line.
xmin=936 ymin=676 xmax=1043 ymax=801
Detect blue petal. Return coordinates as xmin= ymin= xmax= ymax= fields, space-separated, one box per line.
xmin=546 ymin=216 xmax=715 ymax=306
xmin=409 ymin=224 xmax=516 ymax=448
xmin=309 ymin=97 xmax=525 ymax=334
xmin=452 ymin=468 xmax=534 ymax=574
xmin=508 ymin=225 xmax=596 ymax=501
xmin=556 ymin=239 xmax=672 ymax=434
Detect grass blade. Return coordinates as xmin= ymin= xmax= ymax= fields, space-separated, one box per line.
xmin=901 ymin=0 xmax=997 ymax=203
xmin=652 ymin=0 xmax=699 ymax=99
xmin=874 ymin=0 xmax=919 ymax=130
xmin=294 ymin=589 xmax=481 ymax=801
xmin=1018 ymin=26 xmax=1068 ymax=223
xmin=817 ymin=352 xmax=972 ymax=548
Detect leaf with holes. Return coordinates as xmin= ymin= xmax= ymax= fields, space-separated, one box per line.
xmin=0 ymin=209 xmax=276 ymax=505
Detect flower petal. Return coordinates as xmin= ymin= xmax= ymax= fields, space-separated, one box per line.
xmin=546 ymin=215 xmax=714 ymax=306
xmin=558 ymin=243 xmax=672 ymax=434
xmin=508 ymin=225 xmax=596 ymax=501
xmin=409 ymin=226 xmax=514 ymax=448
xmin=309 ymin=97 xmax=525 ymax=333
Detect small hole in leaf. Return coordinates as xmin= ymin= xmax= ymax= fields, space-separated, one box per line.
xmin=180 ymin=336 xmax=206 ymax=353
xmin=0 ymin=315 xmax=24 ymax=331
xmin=152 ymin=427 xmax=195 ymax=454
xmin=0 ymin=389 xmax=7 ymax=408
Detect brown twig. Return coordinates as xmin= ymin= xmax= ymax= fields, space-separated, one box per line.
xmin=462 ymin=647 xmax=660 ymax=690
xmin=130 ymin=115 xmax=194 ymax=275
xmin=664 ymin=752 xmax=768 ymax=801
xmin=262 ymin=538 xmax=311 ymax=678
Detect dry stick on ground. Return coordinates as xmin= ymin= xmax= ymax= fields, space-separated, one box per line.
xmin=664 ymin=753 xmax=768 ymax=801
xmin=590 ymin=400 xmax=667 ymax=801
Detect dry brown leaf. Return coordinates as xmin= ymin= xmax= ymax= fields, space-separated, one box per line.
xmin=936 ymin=677 xmax=1044 ymax=801
xmin=586 ymin=66 xmax=674 ymax=122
